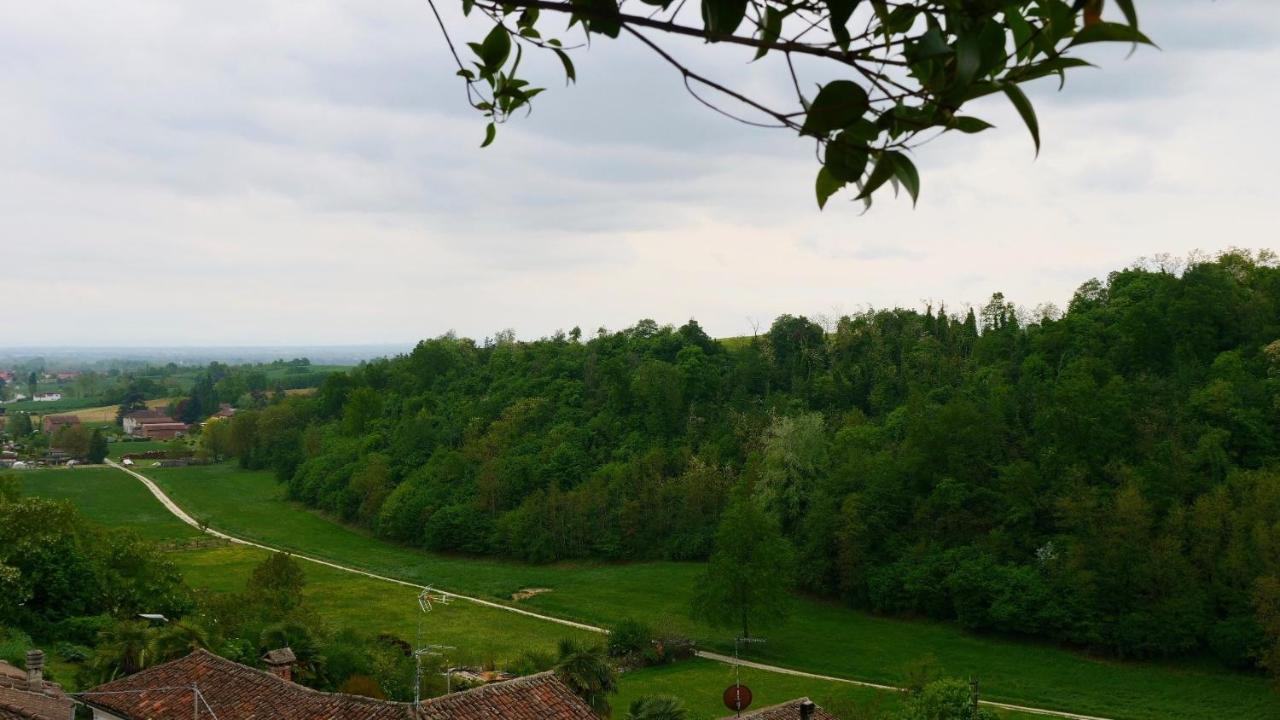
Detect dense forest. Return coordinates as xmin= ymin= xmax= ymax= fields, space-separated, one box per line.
xmin=224 ymin=251 xmax=1280 ymax=671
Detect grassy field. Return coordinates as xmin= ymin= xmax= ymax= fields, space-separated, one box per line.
xmin=108 ymin=439 xmax=183 ymax=460
xmin=17 ymin=466 xmax=1041 ymax=718
xmin=134 ymin=463 xmax=1280 ymax=720
xmin=174 ymin=544 xmax=594 ymax=669
xmin=17 ymin=466 xmax=200 ymax=541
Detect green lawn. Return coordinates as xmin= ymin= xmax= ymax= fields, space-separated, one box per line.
xmin=173 ymin=544 xmax=594 ymax=669
xmin=17 ymin=467 xmax=200 ymax=541
xmin=13 ymin=466 xmax=1036 ymax=717
xmin=618 ymin=659 xmax=902 ymax=720
xmin=108 ymin=440 xmax=179 ymax=460
xmin=138 ymin=463 xmax=1280 ymax=720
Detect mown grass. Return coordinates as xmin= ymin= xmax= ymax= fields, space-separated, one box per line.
xmin=17 ymin=466 xmax=200 ymax=541
xmin=108 ymin=440 xmax=180 ymax=460
xmin=15 ymin=467 xmax=960 ymax=716
xmin=25 ymin=462 xmax=1280 ymax=719
xmin=173 ymin=544 xmax=594 ymax=669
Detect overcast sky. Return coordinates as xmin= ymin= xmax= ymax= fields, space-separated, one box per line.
xmin=2 ymin=1 xmax=1277 ymax=347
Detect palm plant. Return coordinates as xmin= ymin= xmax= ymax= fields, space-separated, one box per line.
xmin=626 ymin=695 xmax=687 ymax=720
xmin=553 ymin=638 xmax=617 ymax=717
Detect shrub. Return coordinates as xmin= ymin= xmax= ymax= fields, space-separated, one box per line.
xmin=607 ymin=618 xmax=653 ymax=658
xmin=507 ymin=648 xmax=556 ymax=676
xmin=626 ymin=695 xmax=687 ymax=720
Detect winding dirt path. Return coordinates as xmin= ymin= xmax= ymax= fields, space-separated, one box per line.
xmin=106 ymin=459 xmax=1112 ymax=720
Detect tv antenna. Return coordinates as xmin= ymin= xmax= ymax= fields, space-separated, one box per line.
xmin=726 ymin=636 xmax=765 ymax=717
xmin=414 ymin=586 xmax=453 ymax=706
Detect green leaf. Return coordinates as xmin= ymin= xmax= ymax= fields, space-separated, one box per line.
xmin=823 ymin=133 xmax=869 ymax=183
xmin=478 ymin=24 xmax=512 ymax=73
xmin=978 ymin=21 xmax=1008 ymax=77
xmin=948 ymin=116 xmax=994 ymax=134
xmin=553 ymin=48 xmax=576 ymax=84
xmin=481 ymin=122 xmax=496 ymax=148
xmin=800 ymin=80 xmax=869 ymax=138
xmin=1005 ymin=11 xmax=1033 ymax=61
xmin=825 ymin=0 xmax=860 ymax=49
xmin=815 ymin=167 xmax=846 ymax=210
xmin=1001 ymin=83 xmax=1040 ymax=156
xmin=1006 ymin=57 xmax=1094 ymax=85
xmin=856 ymin=151 xmax=896 ymax=200
xmin=572 ymin=0 xmax=621 ymax=38
xmin=1069 ymin=22 xmax=1156 ymax=48
xmin=912 ymin=27 xmax=951 ymax=61
xmin=754 ymin=7 xmax=784 ymax=61
xmin=891 ymin=153 xmax=920 ymax=206
xmin=1113 ymin=0 xmax=1140 ymax=29
xmin=701 ymin=0 xmax=749 ymax=38
xmin=954 ymin=32 xmax=981 ymax=88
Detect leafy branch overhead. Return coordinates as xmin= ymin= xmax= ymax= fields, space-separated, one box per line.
xmin=432 ymin=0 xmax=1152 ymax=209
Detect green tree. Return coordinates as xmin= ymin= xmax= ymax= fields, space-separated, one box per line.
xmin=87 ymin=429 xmax=108 ymax=464
xmin=554 ymin=638 xmax=617 ymax=717
xmin=52 ymin=424 xmax=91 ymax=458
xmin=88 ymin=620 xmax=156 ymax=682
xmin=899 ymin=678 xmax=996 ymax=720
xmin=8 ymin=412 xmax=32 ymax=438
xmin=692 ymin=493 xmax=795 ymax=639
xmin=27 ymin=371 xmax=37 ymax=398
xmin=438 ymin=0 xmax=1152 ymax=209
xmin=1256 ymin=576 xmax=1280 ymax=688
xmin=247 ymin=552 xmax=306 ymax=615
xmin=115 ymin=387 xmax=147 ymax=426
xmin=626 ymin=695 xmax=687 ymax=720
xmin=201 ymin=418 xmax=233 ymax=461
xmin=758 ymin=412 xmax=828 ymax=533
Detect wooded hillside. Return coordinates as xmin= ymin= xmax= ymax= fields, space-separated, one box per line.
xmin=225 ymin=250 xmax=1280 ymax=670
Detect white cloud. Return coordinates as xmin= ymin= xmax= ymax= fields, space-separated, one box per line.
xmin=0 ymin=0 xmax=1277 ymax=346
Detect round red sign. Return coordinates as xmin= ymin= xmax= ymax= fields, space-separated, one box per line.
xmin=723 ymin=684 xmax=753 ymax=712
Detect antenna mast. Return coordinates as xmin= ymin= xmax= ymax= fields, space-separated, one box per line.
xmin=414 ymin=586 xmax=453 ymax=707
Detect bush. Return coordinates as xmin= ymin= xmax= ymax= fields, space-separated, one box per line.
xmin=607 ymin=618 xmax=653 ymax=658
xmin=54 ymin=641 xmax=91 ymax=663
xmin=626 ymin=695 xmax=687 ymax=720
xmin=0 ymin=627 xmax=34 ymax=665
xmin=507 ymin=648 xmax=556 ymax=676
xmin=52 ymin=615 xmax=114 ymax=646
xmin=899 ymin=678 xmax=996 ymax=720
xmin=1208 ymin=615 xmax=1264 ymax=670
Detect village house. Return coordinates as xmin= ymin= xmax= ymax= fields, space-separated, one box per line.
xmin=31 ymin=393 xmax=62 ymax=403
xmin=40 ymin=415 xmax=79 ymax=436
xmin=0 ymin=649 xmax=76 ymax=720
xmin=80 ymin=648 xmax=599 ymax=720
xmin=121 ymin=409 xmax=174 ymax=437
xmin=139 ymin=422 xmax=189 ymax=441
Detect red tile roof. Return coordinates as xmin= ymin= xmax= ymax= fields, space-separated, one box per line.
xmin=416 ymin=672 xmax=597 ymax=720
xmin=719 ymin=698 xmax=839 ymax=720
xmin=0 ymin=660 xmax=74 ymax=720
xmin=82 ymin=650 xmax=597 ymax=720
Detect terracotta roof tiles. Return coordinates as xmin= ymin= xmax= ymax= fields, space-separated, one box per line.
xmin=83 ymin=650 xmax=597 ymax=720
xmin=719 ymin=698 xmax=839 ymax=720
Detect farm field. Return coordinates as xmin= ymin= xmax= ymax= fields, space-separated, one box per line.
xmin=17 ymin=466 xmax=201 ymax=541
xmin=138 ymin=463 xmax=1280 ymax=720
xmin=108 ymin=439 xmax=182 ymax=460
xmin=16 ymin=467 xmax=1039 ymax=718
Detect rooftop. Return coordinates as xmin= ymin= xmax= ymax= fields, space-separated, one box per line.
xmin=83 ymin=650 xmax=597 ymax=720
xmin=720 ymin=698 xmax=838 ymax=720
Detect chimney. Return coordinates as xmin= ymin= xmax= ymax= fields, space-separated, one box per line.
xmin=262 ymin=647 xmax=297 ymax=683
xmin=25 ymin=649 xmax=44 ymax=692
xmin=799 ymin=699 xmax=815 ymax=720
